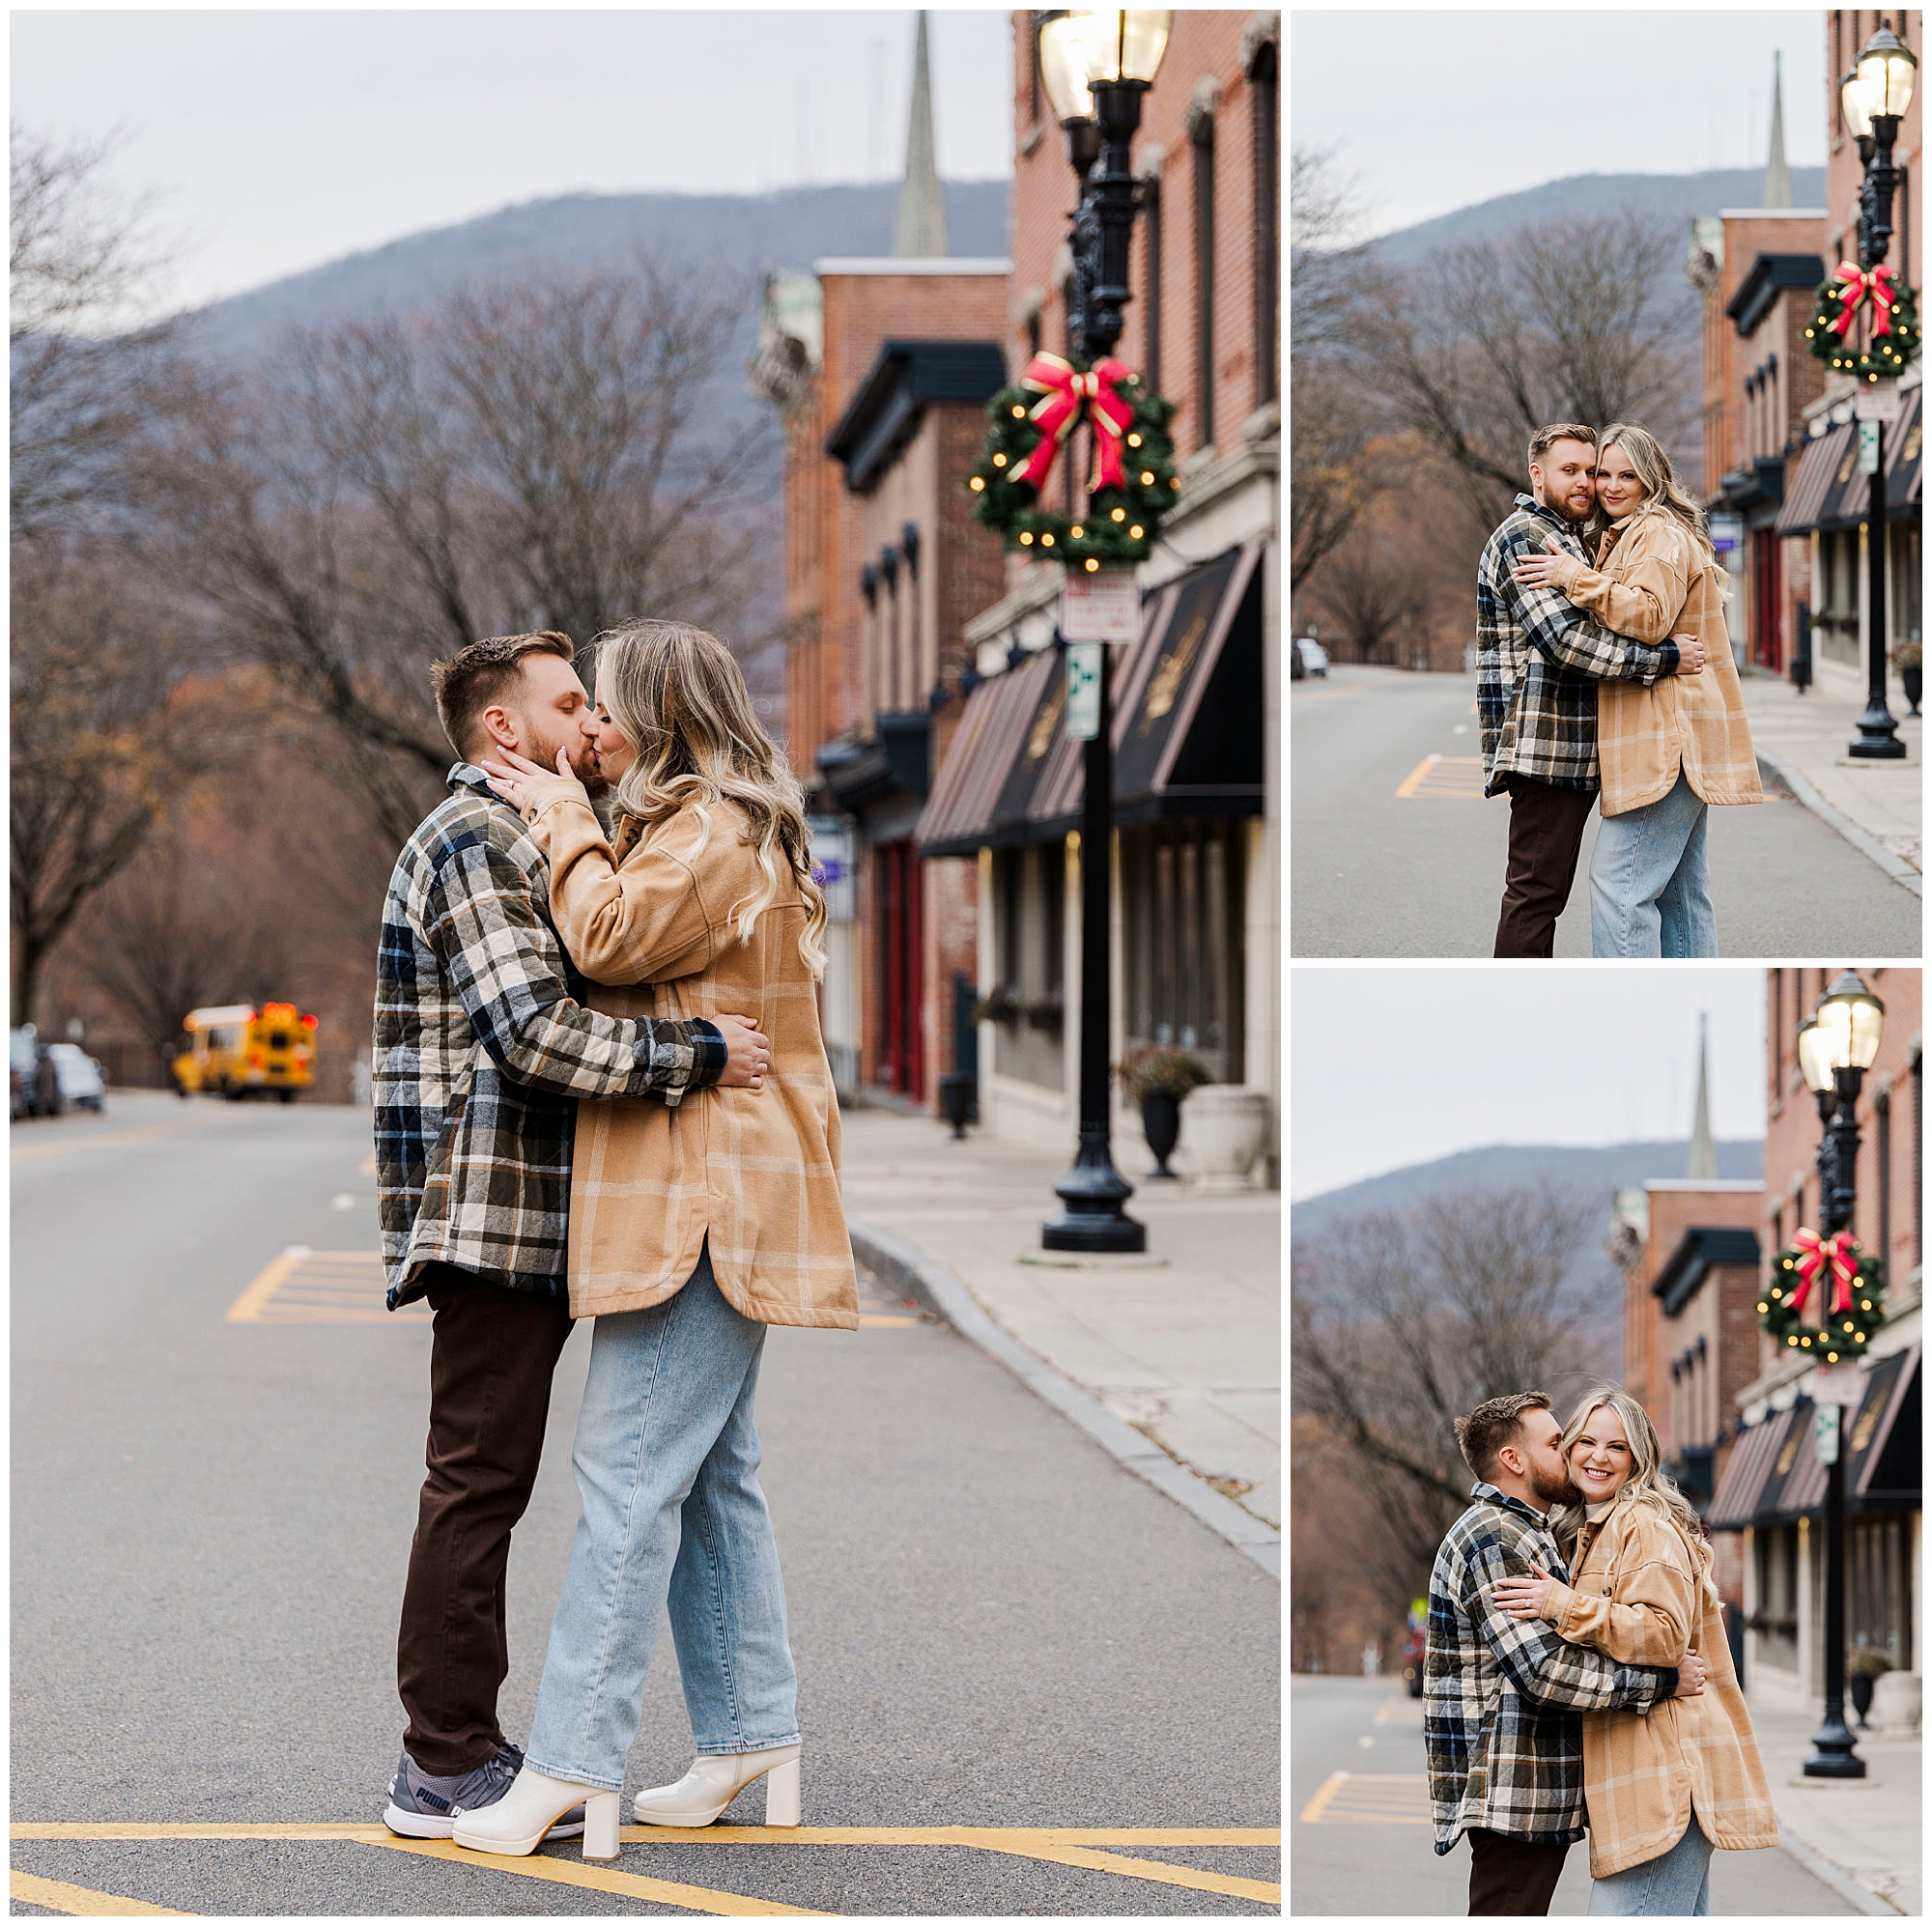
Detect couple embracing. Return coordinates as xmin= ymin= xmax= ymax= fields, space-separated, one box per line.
xmin=1479 ymin=421 xmax=1764 ymax=958
xmin=375 ymin=621 xmax=856 ymax=1859
xmin=1427 ymin=1389 xmax=1777 ymax=1916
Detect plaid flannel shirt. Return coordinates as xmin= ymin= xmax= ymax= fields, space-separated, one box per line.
xmin=375 ymin=764 xmax=726 ymax=1309
xmin=1425 ymin=1483 xmax=1676 ymax=1855
xmin=1476 ymin=495 xmax=1681 ymax=795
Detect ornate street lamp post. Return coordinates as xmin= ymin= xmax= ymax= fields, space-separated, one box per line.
xmin=1034 ymin=11 xmax=1169 ymax=1254
xmin=1794 ymin=971 xmax=1887 ymax=1778
xmin=1838 ymin=23 xmax=1918 ymax=760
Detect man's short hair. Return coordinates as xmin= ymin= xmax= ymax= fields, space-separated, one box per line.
xmin=1527 ymin=422 xmax=1597 ymax=468
xmin=430 ymin=631 xmax=574 ymax=759
xmin=1455 ymin=1391 xmax=1553 ymax=1481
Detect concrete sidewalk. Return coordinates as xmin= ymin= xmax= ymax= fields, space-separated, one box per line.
xmin=1741 ymin=670 xmax=1922 ymax=887
xmin=1747 ymin=1694 xmax=1922 ymax=1915
xmin=837 ymin=1104 xmax=1280 ymax=1559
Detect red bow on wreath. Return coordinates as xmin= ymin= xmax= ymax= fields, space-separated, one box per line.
xmin=1012 ymin=353 xmax=1136 ymax=494
xmin=1829 ymin=261 xmax=1898 ymax=339
xmin=1789 ymin=1228 xmax=1860 ymax=1318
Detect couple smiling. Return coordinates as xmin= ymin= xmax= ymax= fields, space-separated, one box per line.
xmin=1426 ymin=1389 xmax=1777 ymax=1915
xmin=1477 ymin=421 xmax=1763 ymax=959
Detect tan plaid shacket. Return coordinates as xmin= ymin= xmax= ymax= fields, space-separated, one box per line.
xmin=524 ymin=786 xmax=859 ymax=1331
xmin=1566 ymin=514 xmax=1765 ymax=818
xmin=1541 ymin=1493 xmax=1777 ymax=1878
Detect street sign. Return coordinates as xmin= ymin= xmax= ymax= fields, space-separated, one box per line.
xmin=1065 ymin=641 xmax=1102 ymax=741
xmin=1856 ymin=386 xmax=1903 ymax=423
xmin=1708 ymin=512 xmax=1744 ymax=554
xmin=1811 ymin=1364 xmax=1865 ymax=1406
xmin=1061 ymin=566 xmax=1139 ymax=643
xmin=1859 ymin=419 xmax=1882 ymax=474
xmin=806 ymin=815 xmax=856 ymax=922
xmin=1816 ymin=1403 xmax=1841 ymax=1466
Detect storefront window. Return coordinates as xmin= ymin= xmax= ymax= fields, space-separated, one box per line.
xmin=1122 ymin=818 xmax=1244 ymax=1083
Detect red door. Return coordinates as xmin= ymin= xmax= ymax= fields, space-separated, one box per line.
xmin=875 ymin=841 xmax=923 ymax=1099
xmin=1752 ymin=529 xmax=1782 ymax=672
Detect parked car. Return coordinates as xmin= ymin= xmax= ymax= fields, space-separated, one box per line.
xmin=45 ymin=1042 xmax=107 ymax=1112
xmin=1293 ymin=637 xmax=1330 ymax=677
xmin=1403 ymin=1625 xmax=1427 ymax=1698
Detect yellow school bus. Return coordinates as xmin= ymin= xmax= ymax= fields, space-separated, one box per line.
xmin=174 ymin=1003 xmax=318 ymax=1102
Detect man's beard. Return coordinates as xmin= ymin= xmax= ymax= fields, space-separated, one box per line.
xmin=526 ymin=731 xmax=609 ymax=798
xmin=1530 ymin=1462 xmax=1582 ymax=1509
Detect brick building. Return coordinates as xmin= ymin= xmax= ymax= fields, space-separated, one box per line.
xmin=1707 ymin=967 xmax=1921 ymax=1709
xmin=914 ymin=11 xmax=1280 ymax=1177
xmin=1766 ymin=12 xmax=1923 ymax=703
xmin=750 ymin=17 xmax=1011 ymax=1107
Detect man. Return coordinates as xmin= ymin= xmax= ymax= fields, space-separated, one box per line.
xmin=375 ymin=630 xmax=769 ymax=1840
xmin=1477 ymin=424 xmax=1708 ymax=957
xmin=1425 ymin=1392 xmax=1706 ymax=1916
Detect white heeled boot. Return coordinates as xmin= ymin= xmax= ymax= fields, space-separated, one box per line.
xmin=631 ymin=1742 xmax=802 ymax=1827
xmin=452 ymin=1765 xmax=621 ymax=1860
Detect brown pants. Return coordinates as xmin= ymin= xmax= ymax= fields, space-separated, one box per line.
xmin=396 ymin=1266 xmax=575 ymax=1776
xmin=1493 ymin=776 xmax=1598 ymax=957
xmin=1467 ymin=1827 xmax=1571 ymax=1915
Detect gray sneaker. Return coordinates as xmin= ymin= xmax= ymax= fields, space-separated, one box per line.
xmin=383 ymin=1742 xmax=586 ymax=1840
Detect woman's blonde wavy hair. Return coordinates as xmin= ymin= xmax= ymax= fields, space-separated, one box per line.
xmin=592 ymin=619 xmax=828 ymax=978
xmin=1593 ymin=422 xmax=1719 ymax=570
xmin=1547 ymin=1385 xmax=1718 ymax=1599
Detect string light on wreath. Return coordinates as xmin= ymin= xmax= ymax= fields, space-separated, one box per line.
xmin=1804 ymin=260 xmax=1921 ymax=382
xmin=1757 ymin=1229 xmax=1888 ymax=1363
xmin=966 ymin=351 xmax=1179 ymax=565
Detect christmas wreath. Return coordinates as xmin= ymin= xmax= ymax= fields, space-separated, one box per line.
xmin=1804 ymin=261 xmax=1921 ymax=382
xmin=1758 ymin=1230 xmax=1888 ymax=1364
xmin=967 ymin=352 xmax=1179 ymax=567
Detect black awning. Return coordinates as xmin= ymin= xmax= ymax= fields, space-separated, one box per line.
xmin=1851 ymin=1346 xmax=1919 ymax=1502
xmin=1707 ymin=1405 xmax=1794 ymax=1531
xmin=1775 ymin=427 xmax=1851 ymax=536
xmin=1804 ymin=392 xmax=1924 ymax=532
xmin=1754 ymin=1398 xmax=1817 ymax=1524
xmin=1652 ymin=1226 xmax=1762 ymax=1317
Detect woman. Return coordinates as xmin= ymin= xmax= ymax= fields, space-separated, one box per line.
xmin=1492 ymin=1388 xmax=1776 ymax=1914
xmin=1514 ymin=424 xmax=1762 ymax=958
xmin=453 ymin=620 xmax=859 ymax=1860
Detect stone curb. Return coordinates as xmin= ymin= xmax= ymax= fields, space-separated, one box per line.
xmin=1755 ymin=749 xmax=1923 ymax=898
xmin=847 ymin=1216 xmax=1280 ymax=1581
xmin=1775 ymin=1823 xmax=1902 ymax=1916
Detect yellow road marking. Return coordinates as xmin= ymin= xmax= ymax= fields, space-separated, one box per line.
xmin=226 ymin=1250 xmax=429 ymax=1325
xmin=370 ymin=1835 xmax=828 ymax=1914
xmin=1297 ymin=1771 xmax=1431 ymax=1825
xmin=9 ymin=1871 xmax=191 ymax=1915
xmin=856 ymin=1313 xmax=918 ymax=1327
xmin=964 ymin=1841 xmax=1278 ymax=1902
xmin=1395 ymin=754 xmax=1487 ymax=801
xmin=1372 ymin=1696 xmax=1420 ymax=1726
xmin=357 ymin=1153 xmax=377 ymax=1174
xmin=12 ymin=1823 xmax=1279 ymax=1846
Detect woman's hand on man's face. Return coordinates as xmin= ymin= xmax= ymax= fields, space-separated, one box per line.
xmin=481 ymin=744 xmax=587 ymax=813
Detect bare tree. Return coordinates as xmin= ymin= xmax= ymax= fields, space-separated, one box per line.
xmin=9 ymin=546 xmax=193 ymax=1025
xmin=1357 ymin=209 xmax=1699 ymax=530
xmin=134 ymin=264 xmax=777 ymax=840
xmin=1313 ymin=524 xmax=1431 ymax=664
xmin=11 ymin=122 xmax=177 ymax=541
xmin=1291 ymin=1182 xmax=1621 ymax=1600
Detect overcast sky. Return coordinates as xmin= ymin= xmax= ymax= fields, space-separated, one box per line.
xmin=1289 ymin=968 xmax=1771 ymax=1202
xmin=11 ymin=8 xmax=1014 ymax=313
xmin=1292 ymin=8 xmax=1831 ymax=241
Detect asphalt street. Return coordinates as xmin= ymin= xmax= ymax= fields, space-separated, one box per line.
xmin=1290 ymin=1677 xmax=1853 ymax=1917
xmin=1291 ymin=667 xmax=1922 ymax=958
xmin=12 ymin=1091 xmax=1279 ymax=1916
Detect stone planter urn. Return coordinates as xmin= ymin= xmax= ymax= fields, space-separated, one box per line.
xmin=1871 ymin=1670 xmax=1921 ymax=1731
xmin=1185 ymin=1086 xmax=1271 ymax=1192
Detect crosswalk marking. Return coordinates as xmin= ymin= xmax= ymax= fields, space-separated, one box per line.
xmin=9 ymin=1871 xmax=191 ymax=1915
xmin=1395 ymin=753 xmax=1488 ymax=801
xmin=226 ymin=1250 xmax=428 ymax=1325
xmin=1298 ymin=1771 xmax=1432 ymax=1825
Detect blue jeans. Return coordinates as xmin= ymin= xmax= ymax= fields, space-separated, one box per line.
xmin=523 ymin=1250 xmax=800 ymax=1791
xmin=1586 ymin=1816 xmax=1713 ymax=1915
xmin=1589 ymin=769 xmax=1718 ymax=958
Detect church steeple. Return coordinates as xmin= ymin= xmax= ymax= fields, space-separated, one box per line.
xmin=894 ymin=12 xmax=949 ymax=257
xmin=1764 ymin=52 xmax=1793 ymax=209
xmin=1687 ymin=1015 xmax=1719 ymax=1181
